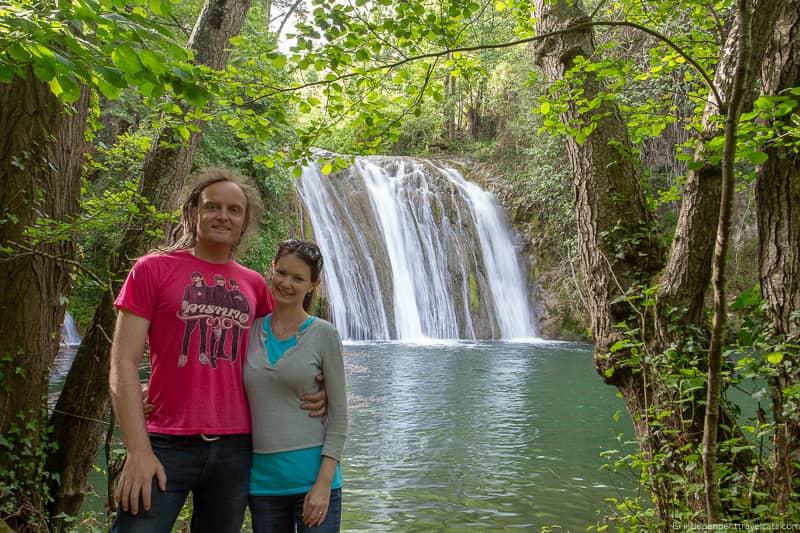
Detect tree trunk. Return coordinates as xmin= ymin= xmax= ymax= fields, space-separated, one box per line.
xmin=263 ymin=0 xmax=272 ymax=27
xmin=532 ymin=4 xmax=672 ymax=516
xmin=756 ymin=0 xmax=800 ymax=512
xmin=443 ymin=68 xmax=456 ymax=142
xmin=46 ymin=0 xmax=252 ymax=526
xmin=532 ymin=0 xmax=663 ymax=356
xmin=655 ymin=0 xmax=784 ymax=344
xmin=0 ymin=69 xmax=89 ymax=531
xmin=466 ymin=81 xmax=487 ymax=140
xmin=758 ymin=0 xmax=800 ymax=341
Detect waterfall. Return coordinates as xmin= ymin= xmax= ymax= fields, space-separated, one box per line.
xmin=51 ymin=312 xmax=82 ymax=392
xmin=60 ymin=311 xmax=82 ymax=347
xmin=296 ymin=156 xmax=537 ymax=341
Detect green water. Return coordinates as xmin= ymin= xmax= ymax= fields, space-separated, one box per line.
xmin=339 ymin=340 xmax=634 ymax=531
xmin=54 ymin=340 xmax=636 ymax=530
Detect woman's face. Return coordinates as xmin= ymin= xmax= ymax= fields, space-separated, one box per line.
xmin=270 ymin=253 xmax=318 ymax=308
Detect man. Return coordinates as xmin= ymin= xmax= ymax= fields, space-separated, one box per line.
xmin=110 ymin=168 xmax=325 ymax=532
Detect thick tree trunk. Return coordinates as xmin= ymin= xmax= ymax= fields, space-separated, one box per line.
xmin=0 ymin=69 xmax=89 ymax=530
xmin=756 ymin=0 xmax=800 ymax=512
xmin=46 ymin=0 xmax=252 ymax=526
xmin=758 ymin=0 xmax=800 ymax=341
xmin=532 ymin=0 xmax=663 ymax=357
xmin=533 ymin=4 xmax=673 ymax=517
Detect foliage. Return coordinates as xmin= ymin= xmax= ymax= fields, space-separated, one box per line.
xmin=0 ymin=401 xmax=58 ymax=531
xmin=3 ymin=0 xmax=798 ymax=527
xmin=0 ymin=0 xmax=207 ymax=105
xmin=595 ymin=285 xmax=800 ymax=527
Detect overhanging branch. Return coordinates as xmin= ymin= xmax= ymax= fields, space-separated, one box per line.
xmin=250 ymin=19 xmax=722 ymax=109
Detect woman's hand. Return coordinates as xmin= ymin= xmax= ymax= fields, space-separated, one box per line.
xmin=141 ymin=383 xmax=155 ymax=418
xmin=303 ymin=455 xmax=337 ymax=526
xmin=302 ymin=479 xmax=331 ymax=527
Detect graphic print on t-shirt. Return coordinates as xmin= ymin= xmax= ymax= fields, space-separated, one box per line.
xmin=178 ymin=272 xmax=251 ymax=368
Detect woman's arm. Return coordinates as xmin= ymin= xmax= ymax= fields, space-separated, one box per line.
xmin=319 ymin=330 xmax=348 ymax=461
xmin=303 ymin=328 xmax=347 ymax=527
xmin=302 ymin=456 xmax=338 ymax=527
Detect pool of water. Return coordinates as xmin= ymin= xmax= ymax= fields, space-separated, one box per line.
xmin=52 ymin=339 xmax=636 ymax=530
xmin=339 ymin=340 xmax=634 ymax=531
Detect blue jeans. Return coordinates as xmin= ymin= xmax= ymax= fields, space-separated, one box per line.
xmin=112 ymin=433 xmax=252 ymax=533
xmin=249 ymin=488 xmax=342 ymax=533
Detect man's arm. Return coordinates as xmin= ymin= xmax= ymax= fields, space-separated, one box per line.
xmin=109 ymin=309 xmax=166 ymax=515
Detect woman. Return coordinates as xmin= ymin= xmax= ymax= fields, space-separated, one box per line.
xmin=244 ymin=239 xmax=347 ymax=532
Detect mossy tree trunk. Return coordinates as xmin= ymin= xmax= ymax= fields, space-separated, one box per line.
xmin=0 ymin=69 xmax=89 ymax=531
xmin=756 ymin=0 xmax=800 ymax=512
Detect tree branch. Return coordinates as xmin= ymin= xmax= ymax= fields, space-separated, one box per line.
xmin=1 ymin=241 xmax=106 ymax=287
xmin=252 ymin=19 xmax=722 ymax=109
xmin=277 ymin=0 xmax=303 ymax=37
xmin=703 ymin=0 xmax=752 ymax=522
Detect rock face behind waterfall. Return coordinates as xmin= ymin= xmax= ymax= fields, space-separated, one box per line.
xmin=296 ymin=156 xmax=537 ymax=341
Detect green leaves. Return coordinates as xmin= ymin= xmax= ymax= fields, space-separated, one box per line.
xmin=539 ymin=101 xmax=551 ymax=115
xmin=139 ymin=49 xmax=166 ymax=75
xmin=48 ymin=74 xmax=82 ymax=103
xmin=766 ymin=352 xmax=783 ymax=365
xmin=731 ymin=284 xmax=762 ymax=311
xmin=111 ymin=46 xmax=143 ymax=76
xmin=0 ymin=0 xmax=204 ymax=109
xmin=271 ymin=54 xmax=288 ymax=69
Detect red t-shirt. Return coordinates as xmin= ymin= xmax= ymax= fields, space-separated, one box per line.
xmin=115 ymin=250 xmax=273 ymax=435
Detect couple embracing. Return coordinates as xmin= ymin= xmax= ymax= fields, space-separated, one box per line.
xmin=110 ymin=168 xmax=347 ymax=533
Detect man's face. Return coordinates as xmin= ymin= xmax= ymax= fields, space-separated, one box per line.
xmin=192 ymin=274 xmax=203 ymax=286
xmin=195 ymin=181 xmax=247 ymax=250
xmin=216 ymin=277 xmax=225 ymax=287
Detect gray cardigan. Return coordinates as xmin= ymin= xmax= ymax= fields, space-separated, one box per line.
xmin=243 ymin=316 xmax=347 ymax=461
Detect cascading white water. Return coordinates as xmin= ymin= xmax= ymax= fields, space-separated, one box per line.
xmin=437 ymin=166 xmax=535 ymax=339
xmin=360 ymin=160 xmax=462 ymax=339
xmin=60 ymin=311 xmax=82 ymax=347
xmin=52 ymin=312 xmax=82 ymax=389
xmin=297 ymin=166 xmax=391 ymax=340
xmin=296 ymin=156 xmax=537 ymax=341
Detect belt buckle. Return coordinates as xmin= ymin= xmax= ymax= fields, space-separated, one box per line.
xmin=200 ymin=433 xmax=221 ymax=442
